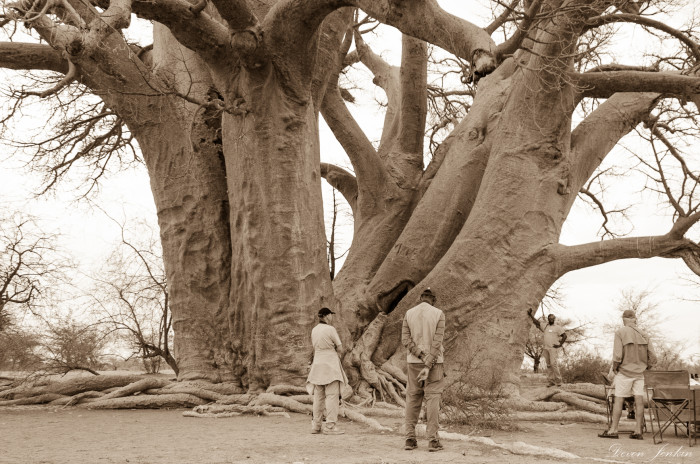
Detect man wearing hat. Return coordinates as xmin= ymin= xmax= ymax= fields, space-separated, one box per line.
xmin=401 ymin=288 xmax=446 ymax=452
xmin=306 ymin=307 xmax=348 ymax=435
xmin=598 ymin=309 xmax=656 ymax=440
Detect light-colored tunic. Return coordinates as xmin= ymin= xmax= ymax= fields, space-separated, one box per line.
xmin=306 ymin=323 xmax=348 ymax=394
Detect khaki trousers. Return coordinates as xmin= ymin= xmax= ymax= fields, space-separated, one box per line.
xmin=543 ymin=347 xmax=563 ymax=385
xmin=312 ymin=380 xmax=340 ymax=429
xmin=405 ymin=363 xmax=446 ymax=441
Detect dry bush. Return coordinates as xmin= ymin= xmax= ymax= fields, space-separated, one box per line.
xmin=440 ymin=344 xmax=514 ymax=431
xmin=558 ymin=349 xmax=608 ymax=384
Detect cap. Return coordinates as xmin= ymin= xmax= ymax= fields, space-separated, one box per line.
xmin=421 ymin=288 xmax=435 ymax=297
xmin=622 ymin=309 xmax=636 ymax=319
xmin=318 ymin=307 xmax=335 ymax=317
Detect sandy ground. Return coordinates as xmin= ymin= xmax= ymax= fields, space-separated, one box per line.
xmin=0 ymin=405 xmax=697 ymax=464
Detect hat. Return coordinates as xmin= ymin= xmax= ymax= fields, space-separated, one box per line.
xmin=421 ymin=288 xmax=435 ymax=297
xmin=622 ymin=309 xmax=636 ymax=319
xmin=318 ymin=307 xmax=335 ymax=317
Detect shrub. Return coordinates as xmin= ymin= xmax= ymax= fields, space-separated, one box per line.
xmin=558 ymin=349 xmax=608 ymax=384
xmin=440 ymin=343 xmax=514 ymax=431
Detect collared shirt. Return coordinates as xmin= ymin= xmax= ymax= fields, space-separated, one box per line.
xmin=401 ymin=302 xmax=445 ymax=367
xmin=613 ymin=323 xmax=656 ymax=378
xmin=306 ymin=323 xmax=348 ymax=388
xmin=543 ymin=323 xmax=565 ymax=349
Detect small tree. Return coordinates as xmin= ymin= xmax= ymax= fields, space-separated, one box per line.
xmin=0 ymin=327 xmax=41 ymax=371
xmin=41 ymin=316 xmax=106 ymax=375
xmin=92 ymin=217 xmax=177 ymax=375
xmin=1 ymin=213 xmax=68 ymax=332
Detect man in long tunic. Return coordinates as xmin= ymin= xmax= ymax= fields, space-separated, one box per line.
xmin=306 ymin=307 xmax=348 ymax=435
xmin=402 ymin=288 xmax=446 ymax=452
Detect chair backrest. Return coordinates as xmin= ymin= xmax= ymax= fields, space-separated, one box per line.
xmin=643 ymin=370 xmax=690 ymax=388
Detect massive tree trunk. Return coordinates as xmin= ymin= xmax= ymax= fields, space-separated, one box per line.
xmin=2 ymin=0 xmax=699 ymax=398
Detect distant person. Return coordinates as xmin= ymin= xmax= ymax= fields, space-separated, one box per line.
xmin=527 ymin=308 xmax=567 ymax=387
xmin=306 ymin=307 xmax=348 ymax=435
xmin=402 ymin=288 xmax=446 ymax=452
xmin=598 ymin=309 xmax=656 ymax=440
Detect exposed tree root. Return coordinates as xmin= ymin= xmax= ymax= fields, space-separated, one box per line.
xmin=340 ymin=406 xmax=393 ymax=431
xmin=287 ymin=394 xmax=313 ymax=405
xmin=562 ymin=383 xmax=606 ymax=400
xmin=265 ymin=385 xmax=308 ymax=396
xmin=79 ymin=393 xmax=208 ymax=409
xmin=185 ymin=403 xmax=289 ymax=418
xmin=98 ymin=377 xmax=171 ymax=401
xmin=0 ymin=374 xmax=144 ymax=400
xmin=512 ymin=410 xmax=607 ymax=423
xmin=50 ymin=391 xmax=105 ymax=407
xmin=0 ymin=393 xmax=66 ymax=406
xmin=253 ymin=393 xmax=313 ymax=414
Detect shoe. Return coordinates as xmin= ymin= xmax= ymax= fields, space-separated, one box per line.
xmin=598 ymin=431 xmax=619 ymax=439
xmin=428 ymin=440 xmax=444 ymax=452
xmin=627 ymin=411 xmax=635 ymax=419
xmin=322 ymin=425 xmax=345 ymax=435
xmin=629 ymin=433 xmax=644 ymax=440
xmin=311 ymin=428 xmax=322 ymax=434
xmin=404 ymin=438 xmax=417 ymax=450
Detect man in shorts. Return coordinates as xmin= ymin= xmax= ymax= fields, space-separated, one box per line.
xmin=598 ymin=309 xmax=656 ymax=440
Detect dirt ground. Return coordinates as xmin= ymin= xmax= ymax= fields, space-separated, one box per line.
xmin=0 ymin=405 xmax=697 ymax=464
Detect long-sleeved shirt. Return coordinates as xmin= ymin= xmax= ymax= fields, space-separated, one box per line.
xmin=401 ymin=302 xmax=445 ymax=367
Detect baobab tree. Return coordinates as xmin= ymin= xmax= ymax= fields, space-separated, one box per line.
xmin=1 ymin=0 xmax=699 ymax=402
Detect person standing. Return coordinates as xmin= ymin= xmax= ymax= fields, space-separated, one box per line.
xmin=306 ymin=307 xmax=348 ymax=435
xmin=527 ymin=308 xmax=567 ymax=387
xmin=598 ymin=309 xmax=656 ymax=440
xmin=402 ymin=288 xmax=446 ymax=452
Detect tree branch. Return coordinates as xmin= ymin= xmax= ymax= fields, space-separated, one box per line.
xmin=0 ymin=42 xmax=69 ymax=73
xmin=25 ymin=55 xmax=76 ymax=98
xmin=571 ymin=71 xmax=700 ymax=100
xmin=320 ymin=163 xmax=357 ymax=213
xmin=485 ymin=0 xmax=520 ymax=36
xmin=210 ymin=0 xmax=258 ymax=30
xmin=397 ymin=35 xmax=427 ymax=157
xmin=351 ymin=0 xmax=497 ymax=74
xmin=131 ymin=0 xmax=232 ymax=63
xmin=553 ymin=230 xmax=700 ymax=276
xmin=320 ymin=84 xmax=387 ymax=193
xmin=569 ymin=92 xmax=661 ymax=194
xmin=585 ymin=13 xmax=700 ymax=62
xmin=495 ymin=0 xmax=543 ymax=58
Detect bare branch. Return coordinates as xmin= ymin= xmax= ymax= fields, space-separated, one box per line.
xmin=585 ymin=13 xmax=700 ymax=62
xmin=25 ymin=56 xmax=76 ymax=98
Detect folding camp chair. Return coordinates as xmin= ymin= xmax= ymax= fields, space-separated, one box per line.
xmin=644 ymin=370 xmax=696 ymax=447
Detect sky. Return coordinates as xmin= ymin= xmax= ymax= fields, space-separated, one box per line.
xmin=1 ymin=1 xmax=698 ymax=364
